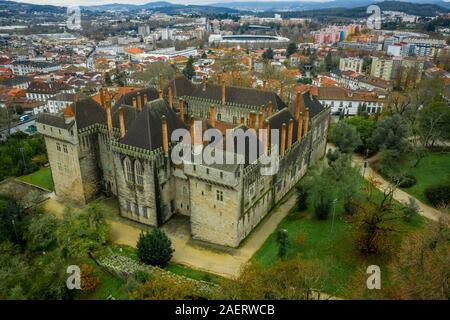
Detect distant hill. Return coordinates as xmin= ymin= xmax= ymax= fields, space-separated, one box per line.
xmin=213 ymin=0 xmax=450 ymax=12
xmin=257 ymin=1 xmax=449 ymax=18
xmin=0 ymin=0 xmax=64 ymax=13
xmin=0 ymin=0 xmax=447 ymax=17
xmin=81 ymin=1 xmax=243 ymax=14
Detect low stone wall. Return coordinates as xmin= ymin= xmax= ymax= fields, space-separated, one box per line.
xmin=97 ymin=253 xmax=219 ymax=297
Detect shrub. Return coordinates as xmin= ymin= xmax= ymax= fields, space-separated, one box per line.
xmin=276 ymin=229 xmax=289 ymax=260
xmin=137 ymin=229 xmax=174 ymax=267
xmin=425 ymin=184 xmax=450 ymax=207
xmin=295 ymin=233 xmax=306 ymax=246
xmin=344 ymin=197 xmax=359 ymax=216
xmin=403 ymin=198 xmax=419 ymax=223
xmin=396 ymin=173 xmax=417 ymax=188
xmin=80 ymin=264 xmax=100 ymax=292
xmin=295 ymin=185 xmax=308 ymax=211
xmin=314 ymin=201 xmax=331 ymax=220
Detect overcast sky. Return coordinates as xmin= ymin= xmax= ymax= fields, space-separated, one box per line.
xmin=12 ymin=0 xmax=334 ymax=6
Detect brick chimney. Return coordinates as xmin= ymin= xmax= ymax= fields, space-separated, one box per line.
xmin=249 ymin=112 xmax=256 ymax=129
xmin=221 ymin=80 xmax=226 ymax=105
xmin=267 ymin=101 xmax=273 ymax=117
xmin=240 ymin=116 xmax=245 ymax=125
xmin=99 ymin=88 xmax=105 ymax=108
xmin=304 ymin=108 xmax=309 ymax=134
xmin=168 ymin=86 xmax=173 ymax=109
xmin=159 ymin=73 xmax=163 ymax=93
xmin=297 ymin=112 xmax=303 ymax=141
xmin=159 ymin=89 xmax=163 ymax=100
xmin=279 ymin=83 xmax=284 ymax=99
xmin=258 ymin=112 xmax=263 ymax=129
xmin=161 ymin=115 xmax=169 ymax=156
xmin=137 ymin=95 xmax=142 ymax=112
xmin=264 ymin=120 xmax=270 ymax=155
xmin=209 ymin=105 xmax=215 ymax=128
xmin=295 ymin=92 xmax=303 ymax=120
xmin=106 ymin=101 xmax=112 ymax=133
xmin=287 ymin=119 xmax=293 ymax=149
xmin=178 ymin=98 xmax=184 ymax=120
xmin=143 ymin=94 xmax=148 ymax=105
xmin=132 ymin=97 xmax=137 ymax=108
xmin=119 ymin=107 xmax=126 ymax=138
xmin=280 ymin=123 xmax=286 ymax=156
xmin=190 ymin=116 xmax=196 ymax=145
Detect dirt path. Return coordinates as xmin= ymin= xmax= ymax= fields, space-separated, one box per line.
xmin=352 ymin=153 xmax=444 ymax=222
xmin=43 ymin=191 xmax=297 ymax=279
xmin=326 ymin=143 xmax=445 ymax=223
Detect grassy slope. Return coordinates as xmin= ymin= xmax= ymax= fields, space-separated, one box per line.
xmin=397 ymin=152 xmax=450 ymax=205
xmin=252 ymin=186 xmax=424 ymax=298
xmin=18 ymin=167 xmax=54 ymax=191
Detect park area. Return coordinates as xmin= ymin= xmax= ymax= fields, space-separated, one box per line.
xmin=18 ymin=166 xmax=54 ymax=191
xmin=252 ymin=180 xmax=425 ymax=299
xmin=395 ymin=152 xmax=450 ymax=206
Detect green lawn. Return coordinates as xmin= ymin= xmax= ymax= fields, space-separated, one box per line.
xmin=166 ymin=263 xmax=224 ymax=284
xmin=252 ymin=188 xmax=424 ymax=298
xmin=18 ymin=167 xmax=54 ymax=191
xmin=79 ymin=260 xmax=129 ymax=300
xmin=397 ymin=152 xmax=450 ymax=205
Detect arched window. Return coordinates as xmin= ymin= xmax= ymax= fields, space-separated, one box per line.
xmin=124 ymin=158 xmax=133 ymax=183
xmin=135 ymin=160 xmax=144 ymax=186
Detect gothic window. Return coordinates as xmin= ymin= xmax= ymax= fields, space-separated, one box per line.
xmin=135 ymin=160 xmax=144 ymax=186
xmin=124 ymin=158 xmax=134 ymax=183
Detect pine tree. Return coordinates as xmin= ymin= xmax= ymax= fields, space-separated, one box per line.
xmin=183 ymin=56 xmax=195 ymax=80
xmin=137 ymin=229 xmax=174 ymax=267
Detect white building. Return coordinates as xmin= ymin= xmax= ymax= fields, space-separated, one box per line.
xmin=317 ymin=86 xmax=385 ymax=116
xmin=339 ymin=57 xmax=363 ymax=73
xmin=11 ymin=61 xmax=62 ymax=75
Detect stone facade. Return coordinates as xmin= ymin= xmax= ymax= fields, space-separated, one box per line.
xmin=37 ymin=79 xmax=330 ymax=248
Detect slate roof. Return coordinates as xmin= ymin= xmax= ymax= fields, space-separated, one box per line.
xmin=120 ymin=98 xmax=186 ymax=151
xmin=190 ymin=84 xmax=287 ymax=110
xmin=72 ymin=98 xmax=107 ymax=129
xmin=164 ymin=76 xmax=196 ymax=97
xmin=164 ymin=75 xmax=287 ymax=110
xmin=38 ymin=113 xmax=74 ymax=130
xmin=268 ymin=108 xmax=299 ymax=147
xmin=287 ymin=91 xmax=324 ymax=118
xmin=113 ymin=87 xmax=159 ymax=113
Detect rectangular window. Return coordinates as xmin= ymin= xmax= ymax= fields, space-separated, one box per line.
xmin=63 ymin=144 xmax=68 ymax=153
xmin=126 ymin=200 xmax=131 ymax=212
xmin=56 ymin=142 xmax=61 ymax=151
xmin=134 ymin=203 xmax=139 ymax=216
xmin=143 ymin=207 xmax=148 ymax=218
xmin=216 ymin=190 xmax=223 ymax=202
